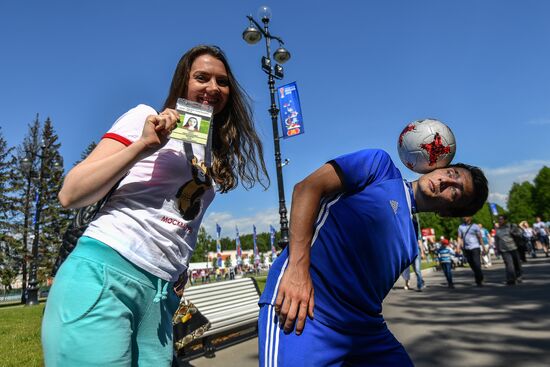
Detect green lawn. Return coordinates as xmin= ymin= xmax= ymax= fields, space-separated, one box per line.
xmin=0 ymin=304 xmax=44 ymax=367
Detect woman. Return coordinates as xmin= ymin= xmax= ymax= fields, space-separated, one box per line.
xmin=520 ymin=220 xmax=536 ymax=258
xmin=42 ymin=45 xmax=269 ymax=366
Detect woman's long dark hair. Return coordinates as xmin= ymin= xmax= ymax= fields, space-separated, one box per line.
xmin=163 ymin=45 xmax=269 ymax=193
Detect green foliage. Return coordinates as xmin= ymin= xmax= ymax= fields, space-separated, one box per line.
xmin=507 ymin=182 xmax=535 ymax=224
xmin=37 ymin=118 xmax=69 ymax=279
xmin=533 ymin=166 xmax=550 ymax=219
xmin=0 ymin=304 xmax=45 ymax=366
xmin=417 ymin=202 xmax=494 ymax=239
xmin=190 ymin=226 xmax=213 ymax=262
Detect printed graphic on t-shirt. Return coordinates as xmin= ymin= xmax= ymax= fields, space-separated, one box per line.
xmin=175 ymin=156 xmax=212 ymax=220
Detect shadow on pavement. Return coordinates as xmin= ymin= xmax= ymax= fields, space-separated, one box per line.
xmin=386 ymin=257 xmax=550 ymax=367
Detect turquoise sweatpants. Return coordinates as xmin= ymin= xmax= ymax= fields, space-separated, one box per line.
xmin=41 ymin=236 xmax=179 ymax=367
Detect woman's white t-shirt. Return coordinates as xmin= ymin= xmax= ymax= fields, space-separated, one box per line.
xmin=84 ymin=104 xmax=216 ymax=281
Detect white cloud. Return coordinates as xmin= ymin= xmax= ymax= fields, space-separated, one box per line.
xmin=488 ymin=192 xmax=508 ymax=205
xmin=482 ymin=160 xmax=550 ymax=209
xmin=202 ymin=208 xmax=280 ymax=237
xmin=483 ymin=160 xmax=550 ymax=176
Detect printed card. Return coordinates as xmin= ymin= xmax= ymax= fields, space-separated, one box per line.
xmin=170 ymin=98 xmax=213 ymax=145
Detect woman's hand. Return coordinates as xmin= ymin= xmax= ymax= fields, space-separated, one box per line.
xmin=138 ymin=108 xmax=180 ymax=150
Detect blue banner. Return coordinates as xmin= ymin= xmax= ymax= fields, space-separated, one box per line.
xmin=489 ymin=202 xmax=498 ymax=216
xmin=253 ymin=225 xmax=261 ymax=265
xmin=216 ymin=223 xmax=222 ymax=267
xmin=270 ymin=225 xmax=277 ymax=261
xmin=277 ymin=81 xmax=304 ymax=139
xmin=235 ymin=226 xmax=242 ymax=265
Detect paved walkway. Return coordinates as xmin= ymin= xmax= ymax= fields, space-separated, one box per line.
xmin=183 ymin=256 xmax=550 ymax=367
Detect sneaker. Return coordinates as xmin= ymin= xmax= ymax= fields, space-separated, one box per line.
xmin=403 ymin=285 xmax=409 ymax=290
xmin=506 ymin=281 xmax=516 ymax=286
xmin=517 ymin=277 xmax=523 ymax=283
xmin=448 ymin=284 xmax=455 ymax=289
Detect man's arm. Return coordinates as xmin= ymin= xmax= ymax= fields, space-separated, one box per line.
xmin=418 ymin=239 xmax=425 ymax=259
xmin=477 ymin=231 xmax=486 ymax=254
xmin=275 ymin=163 xmax=344 ymax=335
xmin=457 ymin=229 xmax=463 ymax=253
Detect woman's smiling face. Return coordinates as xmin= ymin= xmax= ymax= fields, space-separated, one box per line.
xmin=185 ymin=54 xmax=230 ymax=114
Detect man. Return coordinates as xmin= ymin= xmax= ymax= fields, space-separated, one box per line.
xmin=494 ymin=214 xmax=523 ymax=285
xmin=457 ymin=217 xmax=485 ymax=286
xmin=533 ymin=216 xmax=549 ymax=257
xmin=258 ymin=149 xmax=488 ymax=366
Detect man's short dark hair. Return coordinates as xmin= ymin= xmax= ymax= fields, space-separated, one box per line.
xmin=445 ymin=163 xmax=488 ymax=217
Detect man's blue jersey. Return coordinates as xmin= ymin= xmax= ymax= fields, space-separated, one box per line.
xmin=260 ymin=149 xmax=418 ymax=334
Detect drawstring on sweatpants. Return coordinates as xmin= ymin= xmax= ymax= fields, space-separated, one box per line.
xmin=153 ymin=278 xmax=169 ymax=304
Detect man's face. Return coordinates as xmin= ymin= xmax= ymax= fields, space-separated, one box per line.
xmin=417 ymin=166 xmax=474 ymax=216
xmin=498 ymin=216 xmax=506 ymax=225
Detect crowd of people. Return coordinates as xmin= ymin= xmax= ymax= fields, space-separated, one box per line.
xmin=415 ymin=215 xmax=550 ymax=289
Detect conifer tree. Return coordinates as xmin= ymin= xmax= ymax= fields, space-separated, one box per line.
xmin=36 ymin=118 xmax=67 ymax=281
xmin=0 ymin=128 xmax=19 ymax=292
xmin=10 ymin=116 xmax=41 ymax=302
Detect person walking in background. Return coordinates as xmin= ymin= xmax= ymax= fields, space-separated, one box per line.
xmin=401 ymin=215 xmax=425 ymax=291
xmin=479 ymin=223 xmax=492 ymax=267
xmin=495 ymin=214 xmax=523 ymax=285
xmin=457 ymin=217 xmax=485 ymax=286
xmin=437 ymin=239 xmax=455 ymax=288
xmin=41 ymin=45 xmax=269 ymax=367
xmin=520 ymin=221 xmax=537 ymax=258
xmin=533 ymin=217 xmax=549 ymax=257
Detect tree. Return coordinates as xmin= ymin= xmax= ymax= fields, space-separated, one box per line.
xmin=0 ymin=128 xmax=18 ymax=284
xmin=74 ymin=141 xmax=97 ymax=166
xmin=533 ymin=166 xmax=550 ymax=220
xmin=507 ymin=182 xmax=535 ymax=224
xmin=190 ymin=226 xmax=213 ymax=263
xmin=0 ymin=128 xmax=14 ymax=234
xmin=36 ymin=118 xmax=68 ymax=281
xmin=10 ymin=116 xmax=41 ymax=301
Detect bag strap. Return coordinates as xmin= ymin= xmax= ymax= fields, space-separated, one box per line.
xmin=461 ymin=223 xmax=474 ymax=242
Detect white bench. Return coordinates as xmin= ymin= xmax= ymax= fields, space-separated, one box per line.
xmin=176 ymin=277 xmax=261 ymax=361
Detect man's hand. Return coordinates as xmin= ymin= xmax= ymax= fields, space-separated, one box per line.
xmin=274 ymin=264 xmax=314 ymax=335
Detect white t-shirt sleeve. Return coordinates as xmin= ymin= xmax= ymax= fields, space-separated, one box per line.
xmin=103 ymin=104 xmax=157 ymax=145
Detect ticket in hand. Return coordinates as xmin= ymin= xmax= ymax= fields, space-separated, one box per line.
xmin=170 ymin=98 xmax=213 ymax=146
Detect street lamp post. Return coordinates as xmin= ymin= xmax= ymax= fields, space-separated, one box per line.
xmin=242 ymin=6 xmax=292 ymax=249
xmin=22 ymin=141 xmax=59 ymax=306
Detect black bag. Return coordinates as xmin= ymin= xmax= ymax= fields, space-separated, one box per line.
xmin=510 ymin=224 xmax=525 ymax=247
xmin=51 ymin=182 xmax=121 ymax=276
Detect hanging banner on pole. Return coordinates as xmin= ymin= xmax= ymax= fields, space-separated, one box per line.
xmin=277 ymin=81 xmax=304 ymax=138
xmin=253 ymin=225 xmax=260 ymax=266
xmin=216 ymin=223 xmax=222 ymax=267
xmin=489 ymin=202 xmax=498 ymax=216
xmin=270 ymin=225 xmax=277 ymax=262
xmin=235 ymin=226 xmax=242 ymax=266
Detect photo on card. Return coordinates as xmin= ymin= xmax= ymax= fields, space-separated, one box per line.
xmin=171 ymin=98 xmax=213 ymax=146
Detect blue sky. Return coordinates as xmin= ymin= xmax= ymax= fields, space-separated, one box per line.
xmin=2 ymin=1 xmax=550 ymax=236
